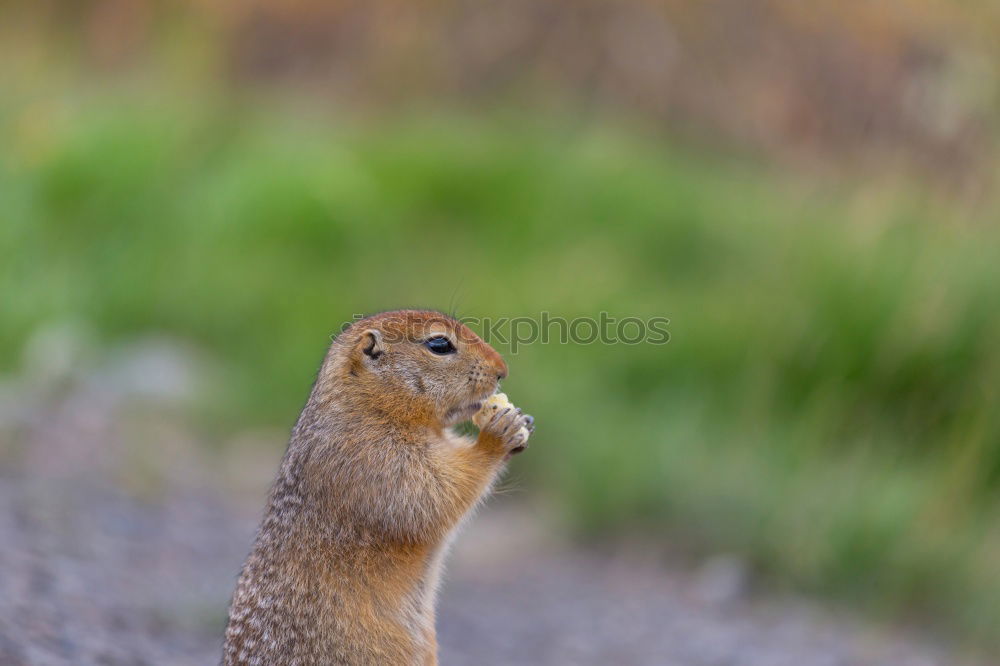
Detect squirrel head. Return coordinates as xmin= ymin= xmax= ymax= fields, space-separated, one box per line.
xmin=328 ymin=310 xmax=508 ymax=429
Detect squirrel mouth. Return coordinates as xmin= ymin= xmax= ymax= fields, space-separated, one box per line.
xmin=445 ymin=401 xmax=483 ymax=422
xmin=445 ymin=390 xmax=494 ymax=423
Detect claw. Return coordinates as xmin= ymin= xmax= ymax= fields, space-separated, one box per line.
xmin=479 ymin=403 xmax=534 ymax=455
xmin=489 ymin=407 xmax=512 ymax=428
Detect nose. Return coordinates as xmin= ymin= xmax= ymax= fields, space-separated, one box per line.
xmin=477 ymin=338 xmax=508 ymax=382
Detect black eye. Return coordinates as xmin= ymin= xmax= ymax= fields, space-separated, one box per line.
xmin=425 ymin=336 xmax=456 ymax=355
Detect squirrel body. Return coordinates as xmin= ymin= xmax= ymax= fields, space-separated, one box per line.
xmin=223 ymin=310 xmax=533 ymax=665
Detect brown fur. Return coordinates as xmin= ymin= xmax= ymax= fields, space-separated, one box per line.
xmin=223 ymin=310 xmax=532 ymax=665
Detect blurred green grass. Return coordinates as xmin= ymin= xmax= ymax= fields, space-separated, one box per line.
xmin=3 ymin=90 xmax=999 ymax=644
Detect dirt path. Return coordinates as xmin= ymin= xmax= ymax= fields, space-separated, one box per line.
xmin=0 ymin=472 xmax=978 ymax=666
xmin=0 ymin=364 xmax=981 ymax=665
xmin=441 ymin=527 xmax=966 ymax=666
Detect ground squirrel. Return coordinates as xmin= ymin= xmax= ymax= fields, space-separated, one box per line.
xmin=223 ymin=310 xmax=534 ymax=665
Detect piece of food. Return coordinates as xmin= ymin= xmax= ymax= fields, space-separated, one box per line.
xmin=473 ymin=392 xmax=530 ymax=442
xmin=472 ymin=391 xmax=512 ymax=427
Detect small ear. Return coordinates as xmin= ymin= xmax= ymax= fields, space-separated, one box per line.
xmin=360 ymin=329 xmax=384 ymax=360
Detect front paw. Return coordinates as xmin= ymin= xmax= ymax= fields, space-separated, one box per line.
xmin=478 ymin=406 xmax=534 ymax=456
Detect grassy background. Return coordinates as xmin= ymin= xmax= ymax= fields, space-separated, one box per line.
xmin=4 ymin=85 xmax=1000 ymax=644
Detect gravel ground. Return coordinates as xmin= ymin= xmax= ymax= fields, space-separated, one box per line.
xmin=0 ymin=473 xmax=982 ymax=666
xmin=441 ymin=536 xmax=970 ymax=666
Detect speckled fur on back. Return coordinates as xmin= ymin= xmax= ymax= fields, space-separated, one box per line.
xmin=223 ymin=310 xmax=533 ymax=665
